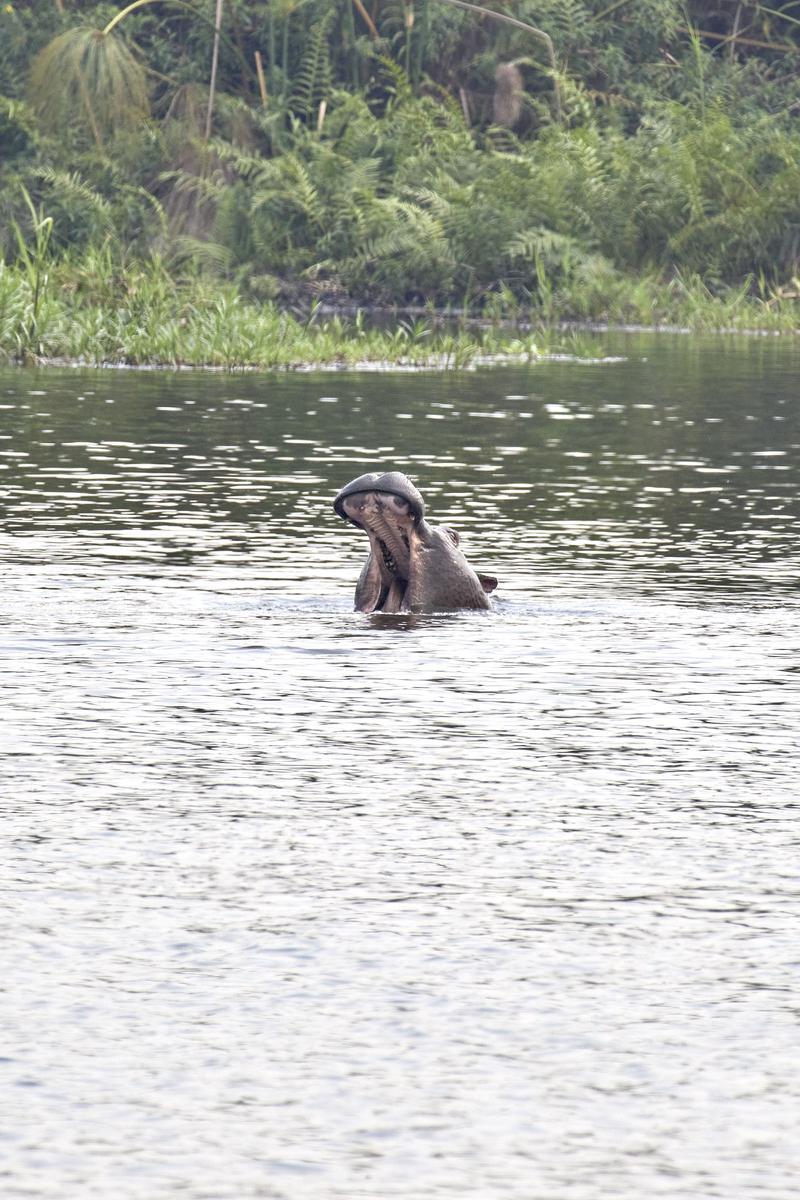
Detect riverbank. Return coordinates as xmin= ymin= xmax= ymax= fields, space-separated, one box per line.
xmin=1 ymin=258 xmax=798 ymax=370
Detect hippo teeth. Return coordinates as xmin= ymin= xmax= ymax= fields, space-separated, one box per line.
xmin=379 ymin=540 xmax=399 ymax=578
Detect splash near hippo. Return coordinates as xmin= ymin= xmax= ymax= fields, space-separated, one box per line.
xmin=333 ymin=471 xmax=497 ymax=613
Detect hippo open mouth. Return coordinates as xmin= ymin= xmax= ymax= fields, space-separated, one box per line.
xmin=333 ymin=471 xmax=496 ymax=614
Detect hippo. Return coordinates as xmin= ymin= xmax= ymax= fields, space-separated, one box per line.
xmin=333 ymin=471 xmax=497 ymax=613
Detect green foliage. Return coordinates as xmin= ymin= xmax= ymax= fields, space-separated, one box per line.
xmin=28 ymin=25 xmax=149 ymax=147
xmin=7 ymin=185 xmax=54 ymax=357
xmin=290 ymin=8 xmax=334 ymax=122
xmin=1 ymin=0 xmax=799 ymax=328
xmin=28 ymin=167 xmax=115 ymax=248
xmin=0 ymin=249 xmax=796 ymax=369
xmin=0 ymin=96 xmax=37 ymax=159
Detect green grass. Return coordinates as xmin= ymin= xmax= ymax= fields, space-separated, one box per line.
xmin=0 ymin=254 xmax=797 ymax=370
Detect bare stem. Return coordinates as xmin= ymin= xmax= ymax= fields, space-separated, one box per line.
xmin=205 ymin=0 xmax=225 ymax=140
xmin=103 ymin=0 xmax=161 ymax=37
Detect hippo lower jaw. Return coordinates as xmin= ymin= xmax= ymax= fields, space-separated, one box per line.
xmin=333 ymin=472 xmax=497 ymax=614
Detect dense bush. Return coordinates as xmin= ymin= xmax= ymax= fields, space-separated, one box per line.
xmin=1 ymin=0 xmax=799 ymax=318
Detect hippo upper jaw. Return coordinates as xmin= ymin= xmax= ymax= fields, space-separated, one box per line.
xmin=333 ymin=471 xmax=425 ymax=529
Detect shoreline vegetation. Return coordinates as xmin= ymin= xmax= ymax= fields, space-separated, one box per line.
xmin=0 ymin=249 xmax=796 ymax=369
xmin=2 ymin=1 xmax=800 ymax=369
xmin=0 ymin=255 xmax=797 ymax=372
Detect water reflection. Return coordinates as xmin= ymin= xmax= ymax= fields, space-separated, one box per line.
xmin=1 ymin=333 xmax=799 ymax=1200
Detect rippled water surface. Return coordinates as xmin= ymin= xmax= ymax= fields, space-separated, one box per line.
xmin=2 ymin=334 xmax=799 ymax=1199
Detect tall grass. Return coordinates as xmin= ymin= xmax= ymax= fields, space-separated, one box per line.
xmin=0 ymin=253 xmax=796 ymax=371
xmin=7 ymin=186 xmax=54 ymax=358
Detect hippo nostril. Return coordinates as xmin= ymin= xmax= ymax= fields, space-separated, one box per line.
xmin=384 ymin=494 xmax=410 ymax=514
xmin=342 ymin=493 xmax=369 ymax=519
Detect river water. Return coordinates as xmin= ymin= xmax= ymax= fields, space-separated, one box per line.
xmin=2 ymin=333 xmax=799 ymax=1199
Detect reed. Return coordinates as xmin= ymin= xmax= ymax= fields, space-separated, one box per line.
xmin=8 ymin=187 xmax=54 ymax=358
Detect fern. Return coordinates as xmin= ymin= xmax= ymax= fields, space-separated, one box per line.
xmin=169 ymin=235 xmax=233 ymax=273
xmin=32 ymin=167 xmax=112 ymax=222
xmin=374 ymin=54 xmax=414 ymax=110
xmin=290 ymin=11 xmax=334 ymax=123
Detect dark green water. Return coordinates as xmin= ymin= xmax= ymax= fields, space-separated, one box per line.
xmin=2 ymin=333 xmax=799 ymax=1199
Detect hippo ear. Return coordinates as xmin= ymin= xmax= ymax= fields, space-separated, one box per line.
xmin=478 ymin=573 xmax=498 ymax=594
xmin=443 ymin=527 xmax=461 ymax=546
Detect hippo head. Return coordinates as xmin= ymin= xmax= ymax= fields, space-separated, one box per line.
xmin=333 ymin=471 xmax=496 ymax=613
